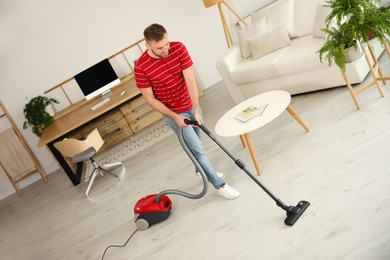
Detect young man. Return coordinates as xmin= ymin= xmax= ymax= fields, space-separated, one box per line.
xmin=134 ymin=23 xmax=240 ymax=199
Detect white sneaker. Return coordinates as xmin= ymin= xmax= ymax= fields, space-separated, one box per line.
xmin=195 ymin=171 xmax=224 ymax=179
xmin=216 ymin=184 xmax=240 ymax=199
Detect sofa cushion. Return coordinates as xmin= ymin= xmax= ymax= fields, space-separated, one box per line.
xmin=231 ymin=45 xmax=290 ymax=84
xmin=276 ymin=35 xmax=327 ymax=75
xmin=248 ymin=26 xmax=291 ymax=60
xmin=312 ymin=2 xmax=332 ymax=38
xmin=251 ymin=0 xmax=295 ymax=38
xmin=294 ymin=0 xmax=321 ymax=37
xmin=236 ymin=18 xmax=268 ymax=59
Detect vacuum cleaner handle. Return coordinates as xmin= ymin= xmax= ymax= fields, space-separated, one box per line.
xmin=184 ymin=119 xmax=198 ymax=125
xmin=184 ymin=119 xmax=211 ymax=135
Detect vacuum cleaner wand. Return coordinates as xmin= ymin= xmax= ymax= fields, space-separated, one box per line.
xmin=184 ymin=120 xmax=310 ymax=226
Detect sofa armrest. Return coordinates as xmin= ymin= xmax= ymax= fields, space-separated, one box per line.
xmin=216 ymin=44 xmax=243 ymax=75
xmin=215 ymin=44 xmax=246 ymax=104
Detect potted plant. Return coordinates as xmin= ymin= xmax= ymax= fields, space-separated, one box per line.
xmin=22 ymin=95 xmax=59 ymax=137
xmin=318 ymin=0 xmax=390 ymax=72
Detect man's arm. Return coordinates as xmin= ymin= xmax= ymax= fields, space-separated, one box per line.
xmin=139 ymin=87 xmax=189 ymax=128
xmin=182 ymin=66 xmax=202 ymax=125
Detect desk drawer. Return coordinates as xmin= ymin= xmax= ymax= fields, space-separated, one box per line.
xmin=120 ymin=96 xmax=163 ymax=133
xmin=129 ymin=110 xmax=163 ymax=133
xmin=120 ymin=96 xmax=152 ymax=121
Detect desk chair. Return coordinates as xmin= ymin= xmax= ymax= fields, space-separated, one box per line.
xmin=54 ymin=128 xmax=123 ymax=196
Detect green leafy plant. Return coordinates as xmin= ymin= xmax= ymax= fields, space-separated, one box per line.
xmin=318 ymin=0 xmax=390 ymax=71
xmin=23 ymin=96 xmax=59 ymax=137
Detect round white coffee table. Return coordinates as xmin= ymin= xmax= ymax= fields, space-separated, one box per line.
xmin=215 ymin=90 xmax=310 ymax=175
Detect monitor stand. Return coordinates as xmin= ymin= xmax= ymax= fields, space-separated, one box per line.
xmin=102 ymin=89 xmax=112 ymax=99
xmin=90 ymin=90 xmax=113 ymax=111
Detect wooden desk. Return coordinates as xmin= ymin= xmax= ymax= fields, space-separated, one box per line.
xmin=38 ymin=75 xmax=142 ymax=186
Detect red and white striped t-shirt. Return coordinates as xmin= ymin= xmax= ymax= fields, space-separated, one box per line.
xmin=134 ymin=41 xmax=194 ymax=113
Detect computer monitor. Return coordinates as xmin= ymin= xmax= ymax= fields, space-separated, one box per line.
xmin=74 ymin=58 xmax=120 ymax=100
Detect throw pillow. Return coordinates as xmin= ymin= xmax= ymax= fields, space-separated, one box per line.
xmin=236 ymin=18 xmax=268 ymax=59
xmin=251 ymin=0 xmax=295 ymax=38
xmin=294 ymin=0 xmax=321 ymax=37
xmin=312 ymin=3 xmax=332 ymax=38
xmin=248 ymin=26 xmax=292 ymax=60
xmin=236 ymin=16 xmax=252 ymax=30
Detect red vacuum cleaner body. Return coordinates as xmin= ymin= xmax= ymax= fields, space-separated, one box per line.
xmin=134 ymin=194 xmax=172 ymax=230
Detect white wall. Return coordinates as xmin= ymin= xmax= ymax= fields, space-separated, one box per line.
xmin=0 ymin=0 xmax=273 ymax=199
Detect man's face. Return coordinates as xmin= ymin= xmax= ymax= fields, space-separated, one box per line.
xmin=146 ymin=34 xmax=170 ymax=58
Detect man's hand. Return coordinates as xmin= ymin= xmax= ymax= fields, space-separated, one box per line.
xmin=193 ymin=108 xmax=203 ymax=126
xmin=174 ymin=114 xmax=191 ymax=128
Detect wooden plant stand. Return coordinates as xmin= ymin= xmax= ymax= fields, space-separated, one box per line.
xmin=340 ymin=38 xmax=389 ymax=110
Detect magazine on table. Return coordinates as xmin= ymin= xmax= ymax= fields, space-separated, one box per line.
xmin=234 ymin=104 xmax=269 ymax=122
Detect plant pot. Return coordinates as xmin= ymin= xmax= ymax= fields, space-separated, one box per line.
xmin=344 ymin=43 xmax=363 ymax=63
xmin=45 ymin=103 xmax=56 ymax=116
xmin=368 ymin=30 xmax=376 ymax=40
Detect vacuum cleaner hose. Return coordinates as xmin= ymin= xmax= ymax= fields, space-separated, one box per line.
xmin=155 ymin=123 xmax=208 ymax=202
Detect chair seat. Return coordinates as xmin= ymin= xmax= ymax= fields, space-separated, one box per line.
xmin=72 ymin=147 xmax=96 ymax=163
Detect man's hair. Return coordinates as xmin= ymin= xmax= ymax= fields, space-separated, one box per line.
xmin=143 ymin=23 xmax=167 ymax=43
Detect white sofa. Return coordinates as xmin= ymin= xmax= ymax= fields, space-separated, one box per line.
xmin=216 ymin=0 xmax=384 ymax=104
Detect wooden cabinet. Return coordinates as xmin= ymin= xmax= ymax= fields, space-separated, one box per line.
xmin=52 ymin=93 xmax=163 ymax=170
xmin=67 ymin=109 xmax=133 ymax=152
xmin=120 ymin=96 xmax=163 ymax=133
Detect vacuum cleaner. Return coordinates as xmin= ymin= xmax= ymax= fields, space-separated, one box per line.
xmin=134 ymin=120 xmax=310 ymax=230
xmin=134 ymin=122 xmax=209 ymax=230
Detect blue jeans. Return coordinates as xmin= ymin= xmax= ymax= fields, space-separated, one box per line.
xmin=164 ymin=108 xmax=225 ymax=189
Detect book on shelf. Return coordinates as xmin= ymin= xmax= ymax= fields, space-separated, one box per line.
xmin=234 ymin=104 xmax=269 ymax=123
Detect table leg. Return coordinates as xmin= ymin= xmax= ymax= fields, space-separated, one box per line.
xmin=285 ymin=105 xmax=310 ymax=132
xmin=239 ymin=135 xmax=247 ymax=148
xmin=243 ymin=133 xmax=261 ymax=175
xmin=47 ymin=141 xmax=81 ymax=186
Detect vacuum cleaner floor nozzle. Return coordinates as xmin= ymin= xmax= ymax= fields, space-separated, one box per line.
xmin=284 ymin=200 xmax=310 ymax=226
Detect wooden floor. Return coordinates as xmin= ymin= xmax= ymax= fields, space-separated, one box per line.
xmin=1 ymin=53 xmax=390 ymax=260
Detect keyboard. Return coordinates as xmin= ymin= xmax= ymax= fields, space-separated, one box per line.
xmin=90 ymin=98 xmax=110 ymax=111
